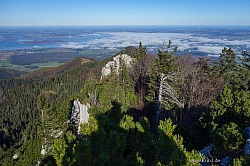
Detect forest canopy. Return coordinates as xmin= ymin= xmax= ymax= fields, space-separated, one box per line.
xmin=1 ymin=43 xmax=250 ymax=165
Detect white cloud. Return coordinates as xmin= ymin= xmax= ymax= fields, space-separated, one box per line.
xmin=196 ymin=45 xmax=224 ymax=55
xmin=60 ymin=32 xmax=250 ymax=56
xmin=208 ymin=54 xmax=220 ymax=57
xmin=61 ymin=42 xmax=89 ymax=49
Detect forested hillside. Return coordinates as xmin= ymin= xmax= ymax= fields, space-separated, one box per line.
xmin=1 ymin=43 xmax=250 ymax=165
xmin=0 ymin=68 xmax=26 ymax=80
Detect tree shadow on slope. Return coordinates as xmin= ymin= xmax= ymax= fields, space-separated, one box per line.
xmin=58 ymin=101 xmax=201 ymax=166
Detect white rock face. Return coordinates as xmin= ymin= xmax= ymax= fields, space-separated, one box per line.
xmin=54 ymin=131 xmax=63 ymax=138
xmin=70 ymin=99 xmax=90 ymax=135
xmin=41 ymin=145 xmax=46 ymax=155
xmin=41 ymin=130 xmax=62 ymax=156
xmin=101 ymin=54 xmax=134 ymax=78
xmin=13 ymin=154 xmax=18 ymax=159
xmin=41 ymin=100 xmax=90 ymax=156
xmin=70 ymin=99 xmax=90 ymax=124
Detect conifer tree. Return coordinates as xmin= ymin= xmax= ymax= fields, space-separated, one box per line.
xmin=214 ymin=47 xmax=243 ymax=90
xmin=240 ymin=50 xmax=250 ymax=70
xmin=118 ymin=56 xmax=137 ymax=110
xmin=200 ymin=86 xmax=250 ymax=157
xmin=147 ymin=42 xmax=181 ymax=108
xmin=99 ymin=65 xmax=118 ymax=110
xmin=129 ymin=42 xmax=152 ymax=108
xmin=153 ymin=119 xmax=204 ymax=165
xmin=217 ymin=47 xmax=237 ymax=74
xmin=211 ymin=122 xmax=244 ymax=153
xmin=239 ymin=50 xmax=250 ymax=90
xmin=147 ymin=42 xmax=183 ymax=135
xmin=38 ymin=91 xmax=57 ymax=156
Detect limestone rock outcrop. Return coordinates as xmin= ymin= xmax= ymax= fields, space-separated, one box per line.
xmin=41 ymin=145 xmax=46 ymax=155
xmin=69 ymin=99 xmax=90 ymax=135
xmin=12 ymin=154 xmax=18 ymax=159
xmin=101 ymin=53 xmax=134 ymax=79
xmin=70 ymin=99 xmax=90 ymax=124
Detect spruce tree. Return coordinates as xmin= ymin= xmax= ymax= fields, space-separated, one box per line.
xmin=118 ymin=56 xmax=137 ymax=111
xmin=239 ymin=50 xmax=250 ymax=90
xmin=146 ymin=43 xmax=183 ymax=136
xmin=38 ymin=91 xmax=57 ymax=156
xmin=147 ymin=43 xmax=180 ymax=107
xmin=153 ymin=119 xmax=204 ymax=165
xmin=200 ymin=86 xmax=250 ymax=158
xmin=131 ymin=42 xmax=152 ymax=107
xmin=214 ymin=47 xmax=244 ymax=90
xmin=217 ymin=47 xmax=237 ymax=74
xmin=240 ymin=50 xmax=250 ymax=70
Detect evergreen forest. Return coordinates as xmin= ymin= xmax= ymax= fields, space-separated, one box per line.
xmin=1 ymin=42 xmax=250 ymax=166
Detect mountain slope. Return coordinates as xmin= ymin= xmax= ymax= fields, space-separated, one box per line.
xmin=0 ymin=68 xmax=26 ymax=79
xmin=21 ymin=57 xmax=94 ymax=80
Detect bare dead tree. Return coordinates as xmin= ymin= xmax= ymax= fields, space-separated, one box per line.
xmin=179 ymin=56 xmax=225 ymax=109
xmin=158 ymin=72 xmax=184 ymax=109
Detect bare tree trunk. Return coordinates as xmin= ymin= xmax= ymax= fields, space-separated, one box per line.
xmin=154 ymin=72 xmax=183 ymax=138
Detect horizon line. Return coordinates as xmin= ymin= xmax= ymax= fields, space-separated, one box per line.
xmin=1 ymin=24 xmax=250 ymax=27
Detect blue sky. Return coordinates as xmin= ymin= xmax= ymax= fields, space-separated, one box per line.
xmin=1 ymin=0 xmax=250 ymax=26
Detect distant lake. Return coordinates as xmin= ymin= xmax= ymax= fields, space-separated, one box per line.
xmin=0 ymin=40 xmax=63 ymax=50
